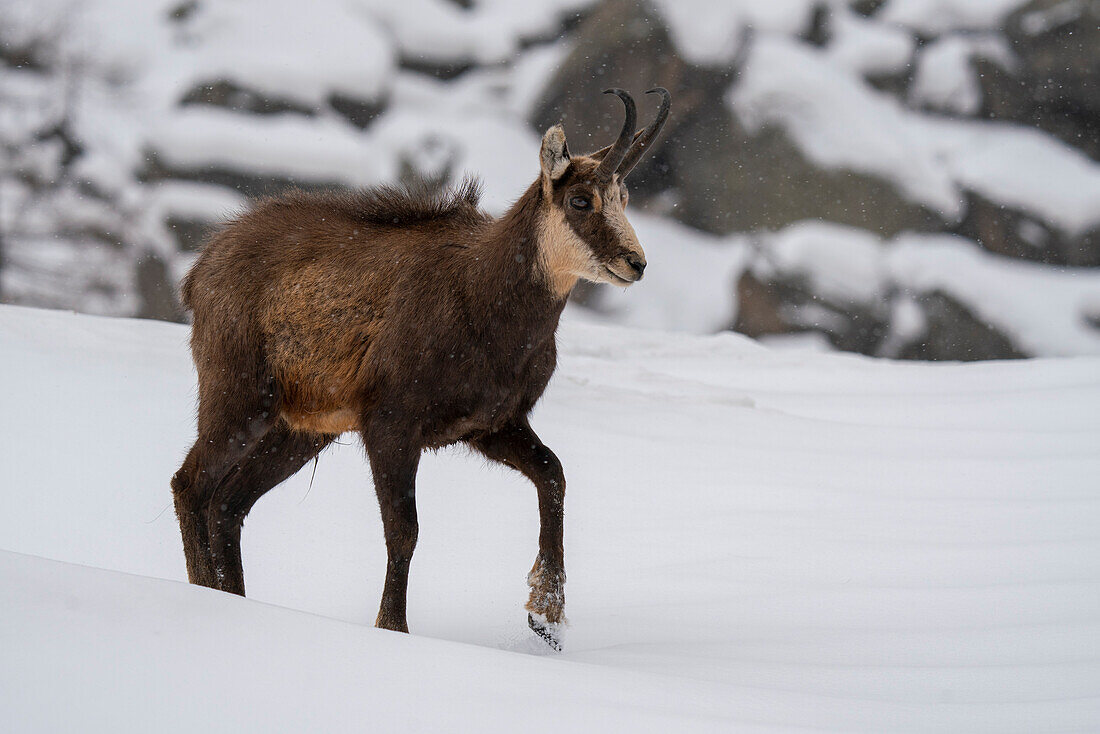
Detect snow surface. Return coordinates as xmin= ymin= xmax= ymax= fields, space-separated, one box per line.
xmin=909 ymin=34 xmax=1012 ymax=115
xmin=825 ymin=9 xmax=917 ymax=78
xmin=2 ymin=305 xmax=1099 ymax=732
xmin=178 ymin=0 xmax=396 ymax=106
xmin=364 ymin=0 xmax=596 ymax=66
xmin=147 ymin=108 xmax=385 ymax=187
xmin=880 ymin=0 xmax=1032 ymax=34
xmin=649 ymin=0 xmax=818 ymax=66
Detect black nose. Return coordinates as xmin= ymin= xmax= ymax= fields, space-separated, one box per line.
xmin=625 ymin=253 xmax=646 ymax=278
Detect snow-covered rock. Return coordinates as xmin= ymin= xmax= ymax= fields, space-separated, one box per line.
xmin=2 ymin=0 xmax=1099 ymax=360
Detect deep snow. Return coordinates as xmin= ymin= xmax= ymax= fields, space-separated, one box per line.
xmin=1 ymin=305 xmax=1099 ymax=731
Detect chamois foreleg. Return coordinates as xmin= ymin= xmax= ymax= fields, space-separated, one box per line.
xmin=471 ymin=420 xmax=566 ymax=639
xmin=363 ymin=423 xmax=421 ymax=633
xmin=205 ymin=423 xmax=336 ymax=595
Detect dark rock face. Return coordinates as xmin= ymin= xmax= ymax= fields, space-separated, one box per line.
xmin=164 ymin=217 xmax=211 ymax=253
xmin=850 ymin=0 xmax=889 ymax=17
xmin=181 ymin=80 xmax=317 ymax=116
xmin=397 ymin=55 xmax=474 ymax=81
xmin=736 ymin=271 xmax=1026 ymax=361
xmin=897 ymin=291 xmax=1025 ymax=361
xmin=180 ymin=80 xmax=388 ymax=130
xmin=328 ymin=93 xmax=385 ymax=129
xmin=136 ymin=252 xmax=184 ymax=322
xmin=734 ymin=271 xmax=890 ymax=355
xmin=530 ymin=0 xmax=696 ymax=201
xmin=967 ymin=0 xmax=1100 ymax=266
xmin=954 ymin=191 xmax=1100 ymax=266
xmin=733 ymin=271 xmax=796 ymax=337
xmin=980 ymin=0 xmax=1100 ymax=161
xmin=681 ymin=112 xmax=943 ymax=236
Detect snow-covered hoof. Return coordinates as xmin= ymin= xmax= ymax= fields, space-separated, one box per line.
xmin=526 ymin=557 xmax=565 ymax=620
xmin=528 ymin=612 xmax=563 ymax=652
xmin=526 ymin=557 xmax=565 ymax=650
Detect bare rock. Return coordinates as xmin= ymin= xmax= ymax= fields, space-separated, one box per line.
xmin=136 ymin=251 xmax=185 ymax=322
xmin=530 ymin=0 xmax=701 ymax=202
xmin=735 ymin=249 xmax=1028 ymax=360
xmin=896 ymin=290 xmax=1025 ymax=361
xmin=734 ymin=270 xmax=890 ymax=355
xmin=954 ymin=191 xmax=1100 ymax=266
xmin=674 ymin=110 xmax=943 ymax=235
xmin=979 ymin=0 xmax=1100 ymax=161
xmin=180 ymin=79 xmax=316 ymax=117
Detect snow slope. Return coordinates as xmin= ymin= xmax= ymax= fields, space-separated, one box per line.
xmin=1 ymin=305 xmax=1099 ymax=732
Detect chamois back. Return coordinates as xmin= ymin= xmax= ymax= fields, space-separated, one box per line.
xmin=180 ymin=177 xmax=484 ymax=312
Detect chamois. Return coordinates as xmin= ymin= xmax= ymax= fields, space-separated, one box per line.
xmin=171 ymin=88 xmax=671 ymax=648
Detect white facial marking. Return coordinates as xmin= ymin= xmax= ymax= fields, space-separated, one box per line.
xmin=537 ymin=206 xmax=600 ymax=297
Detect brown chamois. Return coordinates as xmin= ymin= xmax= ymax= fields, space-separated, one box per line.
xmin=171 ymin=88 xmax=671 ymax=648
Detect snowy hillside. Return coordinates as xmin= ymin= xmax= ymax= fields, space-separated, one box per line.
xmin=2 ymin=305 xmax=1099 ymax=732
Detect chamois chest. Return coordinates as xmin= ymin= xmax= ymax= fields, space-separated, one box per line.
xmin=385 ymin=306 xmax=561 ymax=448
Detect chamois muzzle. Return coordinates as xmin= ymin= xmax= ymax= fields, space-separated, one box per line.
xmin=604 ymin=251 xmax=647 ymax=285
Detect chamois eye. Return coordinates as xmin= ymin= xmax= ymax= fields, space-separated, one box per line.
xmin=569 ymin=195 xmax=591 ymax=210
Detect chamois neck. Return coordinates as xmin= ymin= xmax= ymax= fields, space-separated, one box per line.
xmin=484 ymin=180 xmax=565 ymax=302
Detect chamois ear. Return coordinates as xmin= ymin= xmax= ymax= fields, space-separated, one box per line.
xmin=539 ymin=124 xmax=570 ymax=183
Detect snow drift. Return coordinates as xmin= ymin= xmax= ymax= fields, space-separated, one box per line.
xmin=1 ymin=305 xmax=1099 ymax=731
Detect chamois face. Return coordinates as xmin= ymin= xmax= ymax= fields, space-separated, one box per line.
xmin=536 ymin=126 xmax=648 ymax=296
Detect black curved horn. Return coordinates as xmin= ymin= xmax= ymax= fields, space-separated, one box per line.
xmin=616 ymin=87 xmax=671 ymax=179
xmin=594 ymin=89 xmax=637 ymax=184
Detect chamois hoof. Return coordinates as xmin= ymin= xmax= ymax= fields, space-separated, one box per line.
xmin=528 ymin=612 xmax=563 ymax=652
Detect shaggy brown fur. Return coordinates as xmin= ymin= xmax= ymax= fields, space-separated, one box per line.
xmin=171 ymin=89 xmax=670 ymax=641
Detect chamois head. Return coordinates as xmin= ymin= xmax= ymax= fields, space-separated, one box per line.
xmin=535 ymin=88 xmax=671 ymax=297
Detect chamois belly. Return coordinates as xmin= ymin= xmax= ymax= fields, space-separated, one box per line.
xmin=265 ymin=324 xmax=374 ymax=435
xmin=260 ymin=263 xmax=385 ymax=435
xmin=280 ymin=406 xmax=360 ymax=434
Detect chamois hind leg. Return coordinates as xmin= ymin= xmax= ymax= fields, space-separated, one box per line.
xmin=171 ymin=360 xmax=280 ymax=589
xmin=205 ymin=423 xmax=335 ymax=595
xmin=470 ymin=419 xmax=566 ymax=647
xmin=362 ymin=420 xmax=421 ymax=633
xmin=172 ymin=446 xmax=220 ymax=588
